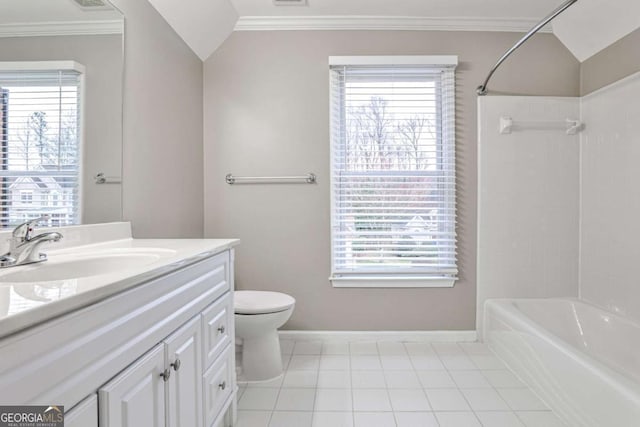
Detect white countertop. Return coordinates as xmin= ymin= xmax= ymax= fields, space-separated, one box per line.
xmin=0 ymin=234 xmax=239 ymax=339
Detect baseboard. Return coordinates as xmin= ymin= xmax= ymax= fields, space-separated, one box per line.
xmin=278 ymin=330 xmax=477 ymax=342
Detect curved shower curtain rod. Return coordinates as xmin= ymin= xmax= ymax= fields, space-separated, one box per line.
xmin=477 ymin=0 xmax=579 ymax=96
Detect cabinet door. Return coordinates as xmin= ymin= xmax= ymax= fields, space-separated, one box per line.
xmin=166 ymin=316 xmax=203 ymax=427
xmin=99 ymin=344 xmax=166 ymax=427
xmin=66 ymin=394 xmax=98 ymax=427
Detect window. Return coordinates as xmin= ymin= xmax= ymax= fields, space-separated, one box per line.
xmin=329 ymin=56 xmax=457 ymax=287
xmin=0 ymin=62 xmax=83 ymax=228
xmin=20 ymin=190 xmax=33 ymax=204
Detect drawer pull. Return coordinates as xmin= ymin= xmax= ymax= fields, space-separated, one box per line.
xmin=217 ymin=325 xmax=225 ymax=334
xmin=160 ymin=369 xmax=171 ymax=382
xmin=171 ymin=358 xmax=181 ymax=371
xmin=218 ymin=381 xmax=226 ymax=390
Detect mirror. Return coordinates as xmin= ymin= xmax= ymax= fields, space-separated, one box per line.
xmin=0 ymin=0 xmax=123 ymax=227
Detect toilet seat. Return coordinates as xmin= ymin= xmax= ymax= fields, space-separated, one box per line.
xmin=235 ymin=290 xmax=295 ymax=315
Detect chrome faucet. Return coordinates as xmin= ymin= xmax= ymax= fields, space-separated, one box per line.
xmin=0 ymin=216 xmax=63 ymax=268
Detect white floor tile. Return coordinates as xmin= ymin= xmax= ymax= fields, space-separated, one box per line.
xmin=469 ymin=354 xmax=506 ymax=370
xmin=351 ymin=355 xmax=383 ymax=370
xmin=481 ymin=370 xmax=525 ymax=388
xmin=410 ymin=355 xmax=445 ymax=370
xmin=353 ymin=389 xmax=392 ymax=411
xmin=350 ymin=341 xmax=379 ymax=355
xmin=282 ymin=370 xmax=318 ymax=388
xmin=475 ymin=411 xmax=525 ymax=427
xmin=275 ymin=388 xmax=316 ymax=411
xmin=320 ymin=355 xmax=351 ymax=370
xmin=432 ymin=342 xmax=464 ymax=356
xmin=312 ymin=411 xmax=354 ymax=427
xmin=293 ymin=341 xmax=323 ymax=355
xmin=244 ymin=376 xmax=284 ymax=389
xmin=404 ymin=343 xmax=436 ymax=356
xmin=417 ymin=371 xmax=456 ymax=388
xmin=352 ymin=371 xmax=387 ymax=388
xmin=388 ymin=389 xmax=431 ymax=411
xmin=384 ymin=371 xmax=422 ymax=389
xmin=435 ymin=412 xmax=481 ymax=427
xmin=497 ymin=388 xmax=549 ymax=411
xmin=378 ymin=341 xmax=408 ymax=356
xmin=449 ymin=370 xmax=492 ymax=388
xmin=439 ymin=354 xmax=476 ymax=370
xmin=394 ymin=411 xmax=439 ymax=427
xmin=317 ymin=370 xmax=351 ymax=388
xmin=239 ymin=388 xmax=280 ymax=410
xmin=314 ymin=388 xmax=353 ymax=411
xmin=381 ymin=356 xmax=413 ymax=370
xmin=461 ymin=389 xmax=510 ymax=411
xmin=516 ymin=411 xmax=566 ymax=427
xmin=424 ymin=389 xmax=471 ymax=411
xmin=238 ymin=338 xmax=565 ymax=427
xmin=353 ymin=412 xmax=397 ymax=427
xmin=458 ymin=342 xmax=492 ymax=355
xmin=236 ymin=410 xmax=272 ymax=427
xmin=322 ymin=341 xmax=350 ymax=355
xmin=288 ymin=355 xmax=320 ymax=371
xmin=269 ymin=411 xmax=313 ymax=427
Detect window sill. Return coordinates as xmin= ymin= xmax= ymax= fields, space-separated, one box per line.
xmin=329 ymin=276 xmax=456 ymax=288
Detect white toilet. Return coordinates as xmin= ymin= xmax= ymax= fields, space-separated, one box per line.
xmin=234 ymin=290 xmax=295 ymax=381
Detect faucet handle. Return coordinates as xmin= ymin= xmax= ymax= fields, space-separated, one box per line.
xmin=12 ymin=215 xmax=50 ymax=242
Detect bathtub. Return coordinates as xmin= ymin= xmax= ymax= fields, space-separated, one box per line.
xmin=484 ymin=298 xmax=640 ymax=427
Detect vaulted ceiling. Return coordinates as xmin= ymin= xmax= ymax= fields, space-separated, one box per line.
xmin=146 ymin=0 xmax=640 ymax=62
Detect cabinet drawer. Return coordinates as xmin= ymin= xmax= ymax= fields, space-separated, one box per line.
xmin=202 ymin=293 xmax=233 ymax=369
xmin=203 ymin=346 xmax=233 ymax=427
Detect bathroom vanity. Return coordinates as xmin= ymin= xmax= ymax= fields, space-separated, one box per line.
xmin=0 ymin=223 xmax=239 ymax=427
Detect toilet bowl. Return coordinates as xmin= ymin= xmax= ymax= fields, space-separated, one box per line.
xmin=234 ymin=290 xmax=295 ymax=381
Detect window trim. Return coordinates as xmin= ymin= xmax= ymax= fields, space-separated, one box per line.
xmin=329 ymin=55 xmax=458 ymax=288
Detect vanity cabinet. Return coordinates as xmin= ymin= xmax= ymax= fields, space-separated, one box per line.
xmin=0 ymin=247 xmax=237 ymax=427
xmin=66 ymin=395 xmax=98 ymax=427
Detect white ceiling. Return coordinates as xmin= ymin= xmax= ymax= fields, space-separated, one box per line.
xmin=231 ymin=0 xmax=565 ymax=18
xmin=147 ymin=0 xmax=639 ymax=63
xmin=0 ymin=0 xmax=122 ymax=25
xmin=552 ymin=0 xmax=640 ymax=62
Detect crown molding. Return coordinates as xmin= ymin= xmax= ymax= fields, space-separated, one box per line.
xmin=234 ymin=15 xmax=551 ymax=33
xmin=0 ymin=20 xmax=124 ymax=38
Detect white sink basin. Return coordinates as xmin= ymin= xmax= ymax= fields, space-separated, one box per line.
xmin=0 ymin=249 xmax=173 ymax=283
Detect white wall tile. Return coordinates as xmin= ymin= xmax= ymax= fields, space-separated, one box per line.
xmin=580 ymin=72 xmax=640 ymax=323
xmin=477 ymin=96 xmax=581 ymax=332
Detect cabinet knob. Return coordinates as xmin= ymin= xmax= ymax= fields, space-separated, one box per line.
xmin=171 ymin=358 xmax=181 ymax=371
xmin=218 ymin=381 xmax=226 ymax=390
xmin=217 ymin=325 xmax=225 ymax=334
xmin=160 ymin=368 xmax=171 ymax=382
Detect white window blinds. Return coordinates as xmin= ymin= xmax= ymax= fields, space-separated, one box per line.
xmin=330 ymin=57 xmax=457 ymax=283
xmin=0 ymin=65 xmax=82 ymax=228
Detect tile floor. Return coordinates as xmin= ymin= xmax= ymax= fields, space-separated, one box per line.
xmin=236 ymin=339 xmax=566 ymax=427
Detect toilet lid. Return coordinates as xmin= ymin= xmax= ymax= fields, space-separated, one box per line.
xmin=234 ymin=290 xmax=295 ymax=314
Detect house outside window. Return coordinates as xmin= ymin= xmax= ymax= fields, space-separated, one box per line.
xmin=329 ymin=56 xmax=458 ymax=287
xmin=0 ymin=62 xmax=83 ymax=228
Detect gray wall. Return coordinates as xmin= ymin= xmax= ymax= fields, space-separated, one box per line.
xmin=203 ymin=31 xmax=579 ymax=331
xmin=0 ymin=35 xmax=123 ymax=225
xmin=580 ymin=27 xmax=640 ymax=95
xmin=111 ymin=0 xmax=204 ymax=238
